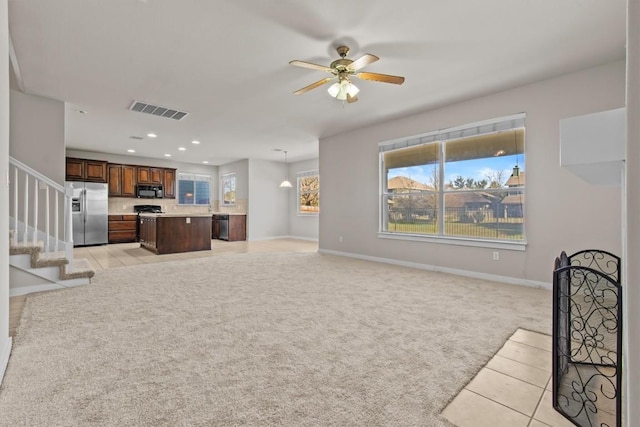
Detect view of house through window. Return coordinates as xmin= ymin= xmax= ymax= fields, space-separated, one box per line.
xmin=380 ymin=114 xmax=525 ymax=242
xmin=178 ymin=173 xmax=211 ymax=205
xmin=221 ymin=173 xmax=236 ymax=205
xmin=297 ymin=170 xmax=319 ymax=215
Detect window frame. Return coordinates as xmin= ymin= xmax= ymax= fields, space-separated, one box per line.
xmin=177 ymin=172 xmax=211 ymax=206
xmin=297 ymin=169 xmax=319 ymax=216
xmin=221 ymin=172 xmax=236 ymax=206
xmin=378 ymin=114 xmax=526 ymax=250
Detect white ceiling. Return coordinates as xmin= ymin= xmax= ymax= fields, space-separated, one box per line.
xmin=8 ymin=0 xmax=626 ymax=166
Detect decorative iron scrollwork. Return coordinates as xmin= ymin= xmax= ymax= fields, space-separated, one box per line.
xmin=553 ymin=250 xmax=621 ymax=427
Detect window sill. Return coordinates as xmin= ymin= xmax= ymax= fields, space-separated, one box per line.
xmin=377 ymin=232 xmax=527 ymax=251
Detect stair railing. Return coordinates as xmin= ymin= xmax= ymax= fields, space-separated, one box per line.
xmin=8 ymin=156 xmax=74 ymax=269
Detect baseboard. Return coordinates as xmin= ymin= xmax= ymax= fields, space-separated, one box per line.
xmin=318 ymin=248 xmax=551 ymax=290
xmin=0 ymin=337 xmax=13 ymax=386
xmin=248 ymin=235 xmax=319 ymax=242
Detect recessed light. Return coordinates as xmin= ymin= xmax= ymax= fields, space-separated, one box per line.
xmin=202 ymin=161 xmax=209 ymax=164
xmin=147 ymin=133 xmax=157 ymax=138
xmin=164 ymin=154 xmax=171 ymax=157
xmin=127 ymin=149 xmax=136 ymax=153
xmin=191 ymin=140 xmax=200 ymax=144
xmin=178 ymin=147 xmax=186 ymax=151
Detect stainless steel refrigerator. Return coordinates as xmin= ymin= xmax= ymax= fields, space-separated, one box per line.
xmin=66 ymin=181 xmax=108 ymax=246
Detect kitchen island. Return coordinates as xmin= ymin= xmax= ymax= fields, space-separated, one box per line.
xmin=139 ymin=213 xmax=212 ymax=254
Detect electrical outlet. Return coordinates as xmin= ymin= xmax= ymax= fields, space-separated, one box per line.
xmin=339 ymin=236 xmax=343 ymax=243
xmin=492 ymin=251 xmax=499 ymax=261
xmin=186 ymin=217 xmax=191 ymax=224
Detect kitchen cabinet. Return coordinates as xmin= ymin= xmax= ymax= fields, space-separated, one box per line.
xmin=137 ymin=166 xmax=163 ymax=185
xmin=139 ymin=214 xmax=211 ymax=254
xmin=66 ymin=157 xmax=108 ymax=183
xmin=108 ymin=164 xmax=137 ymax=197
xmin=108 ymin=214 xmax=138 ymax=243
xmin=163 ymin=168 xmax=176 ymax=199
xmin=212 ymin=214 xmax=246 ymax=241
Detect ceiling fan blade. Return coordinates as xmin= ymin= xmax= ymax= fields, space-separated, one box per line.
xmin=293 ymin=77 xmax=334 ymax=95
xmin=348 ymin=53 xmax=379 ymax=71
xmin=289 ymin=60 xmax=333 ymax=73
xmin=346 ymin=93 xmax=358 ymax=103
xmin=355 ymin=72 xmax=405 ymax=85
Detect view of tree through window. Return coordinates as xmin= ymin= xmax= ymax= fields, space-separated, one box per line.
xmin=297 ymin=170 xmax=319 ymax=215
xmin=380 ymin=115 xmax=525 ymax=242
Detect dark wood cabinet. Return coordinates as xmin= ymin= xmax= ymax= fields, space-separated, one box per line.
xmin=212 ymin=214 xmax=246 ymax=241
xmin=108 ymin=164 xmax=121 ymax=196
xmin=140 ymin=215 xmax=211 ymax=254
xmin=121 ymin=165 xmax=137 ymax=197
xmin=137 ymin=167 xmax=163 ymax=185
xmin=163 ymin=168 xmax=176 ymax=199
xmin=66 ymin=157 xmax=108 ymax=182
xmin=229 ymin=215 xmax=246 ymax=241
xmin=108 ymin=164 xmax=137 ymax=197
xmin=108 ymin=214 xmax=138 ymax=243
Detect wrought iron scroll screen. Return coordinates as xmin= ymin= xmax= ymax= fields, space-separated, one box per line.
xmin=552 ymin=250 xmax=622 ymax=427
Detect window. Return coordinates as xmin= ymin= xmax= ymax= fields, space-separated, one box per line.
xmin=178 ymin=173 xmax=211 ymax=205
xmin=379 ymin=114 xmax=525 ymax=243
xmin=221 ymin=173 xmax=236 ymax=205
xmin=297 ymin=170 xmax=319 ymax=215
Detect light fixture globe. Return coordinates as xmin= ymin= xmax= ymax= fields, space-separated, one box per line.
xmin=327 ymin=78 xmax=359 ymax=101
xmin=279 ymin=150 xmax=293 ymax=188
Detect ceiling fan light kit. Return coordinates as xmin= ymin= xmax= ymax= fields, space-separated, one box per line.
xmin=327 ymin=78 xmax=359 ymax=101
xmin=290 ymin=45 xmax=405 ymax=103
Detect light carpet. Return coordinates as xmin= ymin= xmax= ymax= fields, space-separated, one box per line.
xmin=0 ymin=252 xmax=552 ymax=426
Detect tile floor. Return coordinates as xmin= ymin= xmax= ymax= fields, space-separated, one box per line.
xmin=442 ymin=329 xmax=575 ymax=427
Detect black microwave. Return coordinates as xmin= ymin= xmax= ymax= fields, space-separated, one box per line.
xmin=137 ymin=184 xmax=163 ymax=198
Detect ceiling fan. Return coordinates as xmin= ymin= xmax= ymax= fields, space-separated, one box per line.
xmin=289 ymin=46 xmax=405 ymax=103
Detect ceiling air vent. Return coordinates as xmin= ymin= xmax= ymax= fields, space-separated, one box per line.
xmin=129 ymin=101 xmax=189 ymax=121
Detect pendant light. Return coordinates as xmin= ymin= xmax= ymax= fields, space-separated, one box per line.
xmin=279 ymin=150 xmax=293 ymax=188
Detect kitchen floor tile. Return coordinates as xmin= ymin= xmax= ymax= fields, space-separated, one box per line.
xmin=486 ymin=354 xmax=551 ymax=388
xmin=497 ymin=340 xmax=552 ymax=371
xmin=533 ymin=390 xmax=583 ymax=427
xmin=465 ymin=367 xmax=543 ymax=416
xmin=509 ymin=328 xmax=552 ymax=352
xmin=441 ymin=389 xmax=530 ymax=427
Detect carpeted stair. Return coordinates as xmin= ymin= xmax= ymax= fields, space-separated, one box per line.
xmin=9 ymin=229 xmax=95 ymax=290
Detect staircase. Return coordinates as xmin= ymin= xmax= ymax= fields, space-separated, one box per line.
xmin=9 ymin=157 xmax=95 ymax=296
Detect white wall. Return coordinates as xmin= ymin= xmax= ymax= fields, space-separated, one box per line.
xmin=247 ymin=159 xmax=288 ymax=240
xmin=288 ymin=158 xmax=319 ymax=240
xmin=625 ymin=0 xmax=639 ymax=424
xmin=1 ymin=0 xmax=12 ymax=383
xmin=320 ymin=60 xmax=625 ymax=285
xmin=10 ymin=90 xmax=65 ymax=184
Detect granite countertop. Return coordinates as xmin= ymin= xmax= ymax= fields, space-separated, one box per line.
xmin=138 ymin=213 xmax=213 ymax=218
xmin=211 ymin=212 xmax=247 ymax=215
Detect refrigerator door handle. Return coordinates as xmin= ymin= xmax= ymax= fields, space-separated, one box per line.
xmin=83 ymin=188 xmax=88 ymax=224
